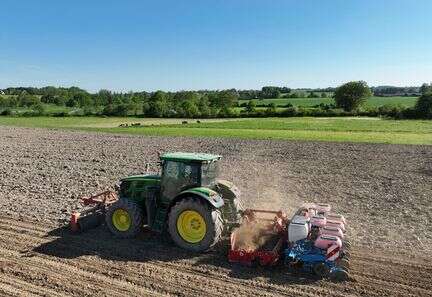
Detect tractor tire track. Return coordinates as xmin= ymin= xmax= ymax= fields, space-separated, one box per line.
xmin=0 ymin=216 xmax=357 ymax=297
xmin=0 ymin=219 xmax=309 ymax=297
xmin=0 ymin=270 xmax=66 ymax=297
xmin=1 ymin=217 xmax=432 ymax=297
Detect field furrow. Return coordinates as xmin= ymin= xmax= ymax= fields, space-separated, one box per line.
xmin=0 ymin=127 xmax=431 ymax=296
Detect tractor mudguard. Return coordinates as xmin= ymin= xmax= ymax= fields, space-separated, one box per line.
xmin=216 ymin=179 xmax=241 ymax=199
xmin=178 ymin=187 xmax=224 ymax=208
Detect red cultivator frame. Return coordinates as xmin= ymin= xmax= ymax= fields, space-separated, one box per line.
xmin=228 ymin=209 xmax=288 ymax=266
xmin=70 ymin=191 xmax=118 ymax=232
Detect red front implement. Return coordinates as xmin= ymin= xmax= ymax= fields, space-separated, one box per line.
xmin=70 ymin=190 xmax=117 ymax=232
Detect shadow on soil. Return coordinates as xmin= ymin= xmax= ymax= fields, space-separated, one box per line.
xmin=32 ymin=224 xmax=318 ymax=286
xmin=420 ymin=168 xmax=432 ymax=177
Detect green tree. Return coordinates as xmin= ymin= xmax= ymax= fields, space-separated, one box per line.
xmin=174 ymin=91 xmax=199 ymax=104
xmin=53 ymin=95 xmax=66 ymax=106
xmin=74 ymin=92 xmax=92 ymax=107
xmin=197 ymin=95 xmax=211 ymax=117
xmin=173 ymin=91 xmax=200 ymax=116
xmin=152 ymin=100 xmax=170 ymax=117
xmin=308 ymin=92 xmax=319 ymax=98
xmin=32 ymin=102 xmax=45 ymax=115
xmin=218 ymin=90 xmax=239 ymax=108
xmin=420 ymin=83 xmax=432 ymax=95
xmin=181 ymin=100 xmax=200 ymax=118
xmin=333 ymin=81 xmax=372 ymax=111
xmin=65 ymin=96 xmax=78 ymax=107
xmin=18 ymin=91 xmax=40 ymax=107
xmin=245 ymin=100 xmax=256 ymax=113
xmin=41 ymin=94 xmax=55 ymax=104
xmin=113 ymin=103 xmax=129 ymax=116
xmin=142 ymin=101 xmax=151 ymax=115
xmin=96 ymin=89 xmax=113 ymax=106
xmin=261 ymin=86 xmax=281 ymax=99
xmin=265 ymin=102 xmax=277 ymax=115
xmin=415 ymin=92 xmax=432 ymax=118
xmin=321 ymin=92 xmax=327 ymax=98
xmin=147 ymin=91 xmax=170 ymax=117
xmin=0 ymin=95 xmax=18 ymax=107
xmin=130 ymin=93 xmax=143 ymax=116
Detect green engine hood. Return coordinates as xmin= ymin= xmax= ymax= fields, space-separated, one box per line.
xmin=120 ymin=174 xmax=161 ymax=182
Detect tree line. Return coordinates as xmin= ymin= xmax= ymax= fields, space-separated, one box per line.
xmin=371 ymin=86 xmax=421 ymax=97
xmin=1 ymin=82 xmax=431 ymax=118
xmin=0 ymin=87 xmax=241 ymax=117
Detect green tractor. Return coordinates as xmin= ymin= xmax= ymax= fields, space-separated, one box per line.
xmin=71 ymin=152 xmax=243 ymax=252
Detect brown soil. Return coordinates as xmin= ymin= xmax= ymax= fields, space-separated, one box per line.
xmin=231 ymin=221 xmax=275 ymax=251
xmin=0 ymin=126 xmax=431 ymax=296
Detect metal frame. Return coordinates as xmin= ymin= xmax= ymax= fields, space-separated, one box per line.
xmin=70 ymin=191 xmax=117 ymax=232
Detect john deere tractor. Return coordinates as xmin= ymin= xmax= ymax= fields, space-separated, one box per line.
xmin=73 ymin=152 xmax=243 ymax=252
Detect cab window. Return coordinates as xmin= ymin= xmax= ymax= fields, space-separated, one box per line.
xmin=162 ymin=161 xmax=200 ymax=196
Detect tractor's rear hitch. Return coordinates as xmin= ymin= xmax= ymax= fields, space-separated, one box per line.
xmin=70 ymin=190 xmax=117 ymax=232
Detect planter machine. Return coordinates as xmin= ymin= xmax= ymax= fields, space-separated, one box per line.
xmin=70 ymin=152 xmax=349 ymax=281
xmin=228 ymin=203 xmax=350 ymax=281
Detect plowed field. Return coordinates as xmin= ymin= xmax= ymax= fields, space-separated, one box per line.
xmin=0 ymin=126 xmax=431 ymax=296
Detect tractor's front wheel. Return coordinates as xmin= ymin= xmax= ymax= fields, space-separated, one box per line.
xmin=106 ymin=199 xmax=143 ymax=238
xmin=168 ymin=197 xmax=223 ymax=252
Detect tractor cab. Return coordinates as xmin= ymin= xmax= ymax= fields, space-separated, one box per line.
xmin=159 ymin=152 xmax=221 ymax=200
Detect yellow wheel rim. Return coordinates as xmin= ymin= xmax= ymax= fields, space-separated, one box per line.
xmin=176 ymin=210 xmax=207 ymax=243
xmin=112 ymin=209 xmax=131 ymax=232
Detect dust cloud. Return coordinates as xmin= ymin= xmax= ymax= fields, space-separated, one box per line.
xmin=231 ymin=221 xmax=273 ymax=251
xmin=241 ymin=162 xmax=302 ymax=214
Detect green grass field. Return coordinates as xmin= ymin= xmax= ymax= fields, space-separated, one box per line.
xmin=0 ymin=96 xmax=419 ymax=116
xmin=0 ymin=116 xmax=430 ymax=145
xmin=239 ymin=96 xmax=418 ymax=108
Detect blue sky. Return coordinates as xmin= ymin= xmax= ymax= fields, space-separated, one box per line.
xmin=0 ymin=0 xmax=431 ymax=92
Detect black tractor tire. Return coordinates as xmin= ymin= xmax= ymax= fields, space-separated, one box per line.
xmin=168 ymin=197 xmax=223 ymax=252
xmin=343 ymin=250 xmax=351 ymax=259
xmin=313 ymin=262 xmax=330 ymax=278
xmin=339 ymin=258 xmax=350 ymax=269
xmin=331 ymin=269 xmax=349 ymax=282
xmin=222 ymin=196 xmax=244 ymax=233
xmin=233 ymin=196 xmax=245 ymax=218
xmin=344 ymin=239 xmax=351 ymax=250
xmin=105 ymin=199 xmax=143 ymax=238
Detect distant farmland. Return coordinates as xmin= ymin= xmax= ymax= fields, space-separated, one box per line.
xmin=239 ymin=96 xmax=418 ymax=108
xmin=0 ymin=116 xmax=430 ymax=145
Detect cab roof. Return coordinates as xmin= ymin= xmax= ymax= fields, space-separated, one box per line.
xmin=160 ymin=152 xmax=221 ymax=163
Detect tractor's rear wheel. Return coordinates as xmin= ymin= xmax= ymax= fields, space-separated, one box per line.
xmin=313 ymin=262 xmax=330 ymax=278
xmin=168 ymin=197 xmax=223 ymax=252
xmin=106 ymin=199 xmax=143 ymax=238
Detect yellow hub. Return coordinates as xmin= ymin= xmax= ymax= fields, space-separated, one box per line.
xmin=112 ymin=209 xmax=132 ymax=232
xmin=177 ymin=210 xmax=207 ymax=243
